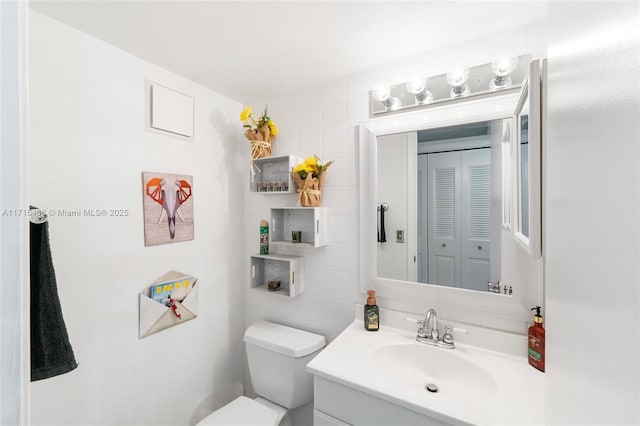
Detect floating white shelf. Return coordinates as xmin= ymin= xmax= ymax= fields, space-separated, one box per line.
xmin=270 ymin=207 xmax=328 ymax=248
xmin=250 ymin=253 xmax=305 ymax=298
xmin=250 ymin=155 xmax=301 ymax=194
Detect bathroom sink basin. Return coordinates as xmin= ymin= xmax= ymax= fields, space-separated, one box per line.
xmin=372 ymin=343 xmax=497 ymax=395
xmin=307 ymin=316 xmax=545 ymax=426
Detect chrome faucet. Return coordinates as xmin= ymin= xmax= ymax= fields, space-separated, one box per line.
xmin=413 ymin=308 xmax=467 ymax=349
xmin=424 ymin=308 xmax=439 ymax=340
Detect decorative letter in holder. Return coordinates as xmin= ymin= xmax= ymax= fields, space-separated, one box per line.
xmin=139 ymin=271 xmax=198 ymax=338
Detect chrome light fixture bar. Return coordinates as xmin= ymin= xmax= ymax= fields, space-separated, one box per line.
xmin=369 ymin=54 xmax=531 ymax=117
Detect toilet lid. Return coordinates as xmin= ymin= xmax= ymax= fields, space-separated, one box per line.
xmin=197 ymin=396 xmax=278 ymax=426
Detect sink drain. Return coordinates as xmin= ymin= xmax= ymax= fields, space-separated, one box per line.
xmin=425 ymin=383 xmax=438 ymax=393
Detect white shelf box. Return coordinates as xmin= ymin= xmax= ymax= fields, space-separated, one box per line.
xmin=250 ymin=254 xmax=304 ymax=298
xmin=271 ymin=207 xmax=328 ymax=248
xmin=250 ymin=155 xmax=301 ymax=194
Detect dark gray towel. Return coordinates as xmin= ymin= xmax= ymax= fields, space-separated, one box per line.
xmin=378 ymin=206 xmax=386 ymax=243
xmin=30 ymin=217 xmax=78 ymax=381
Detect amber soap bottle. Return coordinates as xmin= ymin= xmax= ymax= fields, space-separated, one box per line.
xmin=528 ymin=306 xmax=545 ymax=372
xmin=364 ymin=290 xmax=379 ymax=332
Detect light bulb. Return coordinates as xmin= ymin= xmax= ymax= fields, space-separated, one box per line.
xmin=406 ymin=77 xmax=426 ymax=95
xmin=491 ymin=57 xmax=518 ymax=77
xmin=372 ymin=82 xmax=391 ymax=102
xmin=446 ymin=66 xmax=470 ymax=87
xmin=372 ymin=81 xmax=401 ymax=111
xmin=406 ymin=77 xmax=433 ymax=105
xmin=447 ymin=66 xmax=470 ymax=98
xmin=490 ymin=57 xmax=518 ymax=91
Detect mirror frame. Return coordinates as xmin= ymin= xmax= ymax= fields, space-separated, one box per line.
xmin=513 ymin=60 xmax=542 ymax=258
xmin=359 ymin=89 xmax=536 ymax=318
xmin=501 ymin=119 xmax=513 ymax=232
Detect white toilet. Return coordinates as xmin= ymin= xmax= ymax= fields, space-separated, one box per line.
xmin=197 ymin=320 xmax=326 ymax=426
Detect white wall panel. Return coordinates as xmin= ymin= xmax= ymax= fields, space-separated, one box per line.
xmin=29 ymin=11 xmax=245 ymax=426
xmin=546 ymin=2 xmax=640 ymax=424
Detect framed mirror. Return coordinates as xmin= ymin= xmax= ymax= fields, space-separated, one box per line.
xmin=513 ymin=60 xmax=542 ymax=258
xmin=359 ymin=86 xmax=543 ymax=320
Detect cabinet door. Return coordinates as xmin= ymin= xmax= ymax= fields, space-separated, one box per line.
xmin=314 ymin=409 xmax=353 ymax=426
xmin=513 ymin=59 xmax=542 ymax=258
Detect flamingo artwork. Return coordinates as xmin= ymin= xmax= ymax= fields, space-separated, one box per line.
xmin=142 ymin=172 xmax=194 ymax=246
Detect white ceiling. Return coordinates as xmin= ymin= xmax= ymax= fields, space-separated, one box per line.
xmin=30 ymin=1 xmax=548 ymax=102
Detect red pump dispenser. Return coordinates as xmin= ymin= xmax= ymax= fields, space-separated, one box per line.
xmin=528 ymin=306 xmax=545 ymax=372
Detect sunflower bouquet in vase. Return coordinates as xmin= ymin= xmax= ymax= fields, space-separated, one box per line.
xmin=292 ymin=155 xmax=334 ymax=207
xmin=240 ymin=105 xmax=278 ymax=163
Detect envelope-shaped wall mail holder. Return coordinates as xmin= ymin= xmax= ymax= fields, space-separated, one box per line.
xmin=139 ymin=271 xmax=198 ymax=339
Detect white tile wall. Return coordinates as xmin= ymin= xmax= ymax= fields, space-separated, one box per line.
xmin=321 ymin=78 xmax=347 ymax=131
xmin=243 ymin=21 xmax=548 ymax=347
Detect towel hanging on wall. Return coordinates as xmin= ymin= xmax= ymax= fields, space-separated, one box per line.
xmin=30 ymin=208 xmax=78 ymax=381
xmin=378 ymin=204 xmax=387 ymax=243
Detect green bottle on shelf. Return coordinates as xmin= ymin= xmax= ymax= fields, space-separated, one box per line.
xmin=259 ymin=220 xmax=269 ymax=255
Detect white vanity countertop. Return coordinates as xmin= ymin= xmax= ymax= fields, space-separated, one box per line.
xmin=307 ymin=318 xmax=545 ymax=426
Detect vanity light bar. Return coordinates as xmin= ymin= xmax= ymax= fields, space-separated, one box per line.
xmin=369 ymin=54 xmax=531 ymax=117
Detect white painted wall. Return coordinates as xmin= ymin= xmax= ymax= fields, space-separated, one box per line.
xmin=29 ymin=12 xmax=245 ymax=426
xmin=0 ymin=1 xmax=30 ymax=425
xmin=545 ymin=2 xmax=640 ymax=424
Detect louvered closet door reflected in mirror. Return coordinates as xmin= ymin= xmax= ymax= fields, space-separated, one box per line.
xmin=425 ymin=148 xmax=491 ymax=290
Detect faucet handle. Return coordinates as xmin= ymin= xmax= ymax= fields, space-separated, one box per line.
xmin=442 ymin=325 xmax=468 ymax=346
xmin=442 ymin=325 xmax=454 ymax=344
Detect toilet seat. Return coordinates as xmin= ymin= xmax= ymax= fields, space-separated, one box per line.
xmin=197 ymin=396 xmax=278 ymax=426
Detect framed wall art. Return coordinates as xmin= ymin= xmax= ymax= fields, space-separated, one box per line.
xmin=142 ymin=172 xmax=194 ymax=246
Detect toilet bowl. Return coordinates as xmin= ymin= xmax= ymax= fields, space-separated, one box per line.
xmin=197 ymin=396 xmax=281 ymax=426
xmin=197 ymin=321 xmax=326 ymax=426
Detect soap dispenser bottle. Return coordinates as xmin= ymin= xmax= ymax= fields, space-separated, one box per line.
xmin=364 ymin=290 xmax=379 ymax=332
xmin=528 ymin=306 xmax=545 ymax=372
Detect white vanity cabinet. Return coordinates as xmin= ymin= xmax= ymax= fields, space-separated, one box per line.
xmin=250 ymin=253 xmax=304 ymax=297
xmin=270 ymin=207 xmax=327 ymax=248
xmin=313 ymin=377 xmax=452 ymax=426
xmin=313 ymin=409 xmax=352 ymax=426
xmin=307 ymin=317 xmax=545 ymax=426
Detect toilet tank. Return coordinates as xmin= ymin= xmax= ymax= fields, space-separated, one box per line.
xmin=244 ymin=321 xmax=326 ymax=409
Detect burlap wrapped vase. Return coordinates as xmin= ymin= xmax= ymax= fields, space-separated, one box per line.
xmin=292 ymin=172 xmax=327 ymax=207
xmin=245 ymin=125 xmax=273 ymax=160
